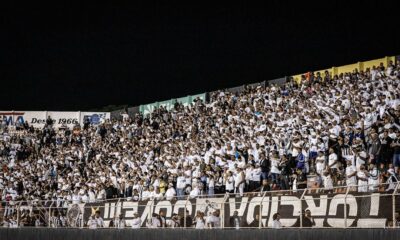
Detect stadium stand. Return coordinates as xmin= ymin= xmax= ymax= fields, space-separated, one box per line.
xmin=0 ymin=56 xmax=400 ymax=229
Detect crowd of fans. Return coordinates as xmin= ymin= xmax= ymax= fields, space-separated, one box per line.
xmin=1 ymin=60 xmax=400 ymax=227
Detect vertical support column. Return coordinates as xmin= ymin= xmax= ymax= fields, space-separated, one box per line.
xmin=221 ymin=193 xmax=228 ymax=229
xmin=299 ymin=188 xmax=307 ymax=228
xmin=16 ymin=205 xmax=20 ymax=227
xmin=392 ymin=182 xmax=400 ymax=229
xmin=183 ymin=196 xmax=188 ymax=228
xmin=344 ymin=186 xmax=350 ymax=228
xmin=259 ymin=192 xmax=266 ymax=229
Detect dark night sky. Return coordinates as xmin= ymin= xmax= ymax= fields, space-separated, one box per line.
xmin=2 ymin=1 xmax=400 ymax=111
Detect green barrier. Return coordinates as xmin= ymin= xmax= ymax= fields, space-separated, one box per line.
xmin=139 ymin=93 xmax=206 ymax=115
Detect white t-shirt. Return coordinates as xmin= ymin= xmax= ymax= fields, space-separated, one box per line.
xmin=315 ymin=156 xmax=326 ymax=175
xmin=323 ymin=175 xmax=333 ymax=190
xmin=270 ymin=159 xmax=281 ymax=174
xmin=176 ymin=176 xmax=186 ymax=189
xmin=131 ymin=217 xmax=141 ymax=229
xmin=195 ymin=217 xmax=206 ymax=229
xmin=328 ymin=153 xmax=338 ymax=169
xmin=345 ymin=165 xmax=357 ymax=186
xmin=72 ymin=194 xmax=81 ymax=204
xmin=225 ymin=176 xmax=234 ymax=191
xmin=250 ymin=168 xmax=261 ymax=182
xmin=88 ymin=218 xmax=97 ymax=229
xmin=165 ymin=188 xmax=176 ymax=200
xmin=272 ymin=219 xmax=282 ymax=229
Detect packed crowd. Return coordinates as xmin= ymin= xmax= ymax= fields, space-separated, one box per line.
xmin=1 ymin=60 xmax=400 ymax=224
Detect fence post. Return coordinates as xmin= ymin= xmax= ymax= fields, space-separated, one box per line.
xmin=221 ymin=193 xmax=229 ymax=229
xmin=48 ymin=204 xmax=52 ymax=227
xmin=344 ymin=186 xmax=350 ymax=228
xmin=184 ymin=196 xmax=188 ymax=228
xmin=16 ymin=205 xmax=20 ymax=227
xmin=392 ymin=182 xmax=400 ymax=229
xmin=299 ymin=188 xmax=307 ymax=228
xmin=258 ymin=192 xmax=266 ymax=229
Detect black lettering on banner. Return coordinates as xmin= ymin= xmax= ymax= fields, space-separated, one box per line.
xmin=31 ymin=118 xmax=46 ymax=124
xmin=58 ymin=118 xmax=78 ymax=125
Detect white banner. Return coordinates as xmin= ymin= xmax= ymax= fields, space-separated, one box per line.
xmin=0 ymin=111 xmax=110 ymax=129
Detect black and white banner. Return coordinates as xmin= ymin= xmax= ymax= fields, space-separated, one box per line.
xmin=68 ymin=192 xmax=393 ymax=228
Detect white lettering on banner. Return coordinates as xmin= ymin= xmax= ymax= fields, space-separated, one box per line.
xmin=122 ymin=201 xmax=139 ymax=227
xmin=71 ymin=193 xmax=392 ymax=228
xmin=228 ymin=197 xmax=249 ymax=217
xmin=357 ymin=219 xmax=387 ymax=228
xmin=327 ymin=194 xmax=357 ymax=227
xmin=140 ymin=200 xmax=155 ymax=225
xmin=267 ymin=197 xmax=279 ymax=227
xmin=370 ymin=193 xmax=380 ymax=216
xmin=279 ymin=196 xmax=301 ymax=227
xmin=304 ymin=195 xmax=329 ymax=227
xmin=246 ymin=197 xmax=263 ymax=225
xmin=304 ymin=195 xmax=328 ymax=216
xmin=154 ymin=201 xmax=173 ymax=216
xmin=104 ymin=202 xmax=110 ymax=219
xmin=172 ymin=200 xmax=189 ymax=215
xmin=122 ymin=202 xmax=138 ymax=218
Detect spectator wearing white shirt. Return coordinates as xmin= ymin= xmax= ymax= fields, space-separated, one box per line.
xmin=272 ymin=213 xmax=282 ymax=229
xmin=165 ymin=183 xmax=176 ymax=200
xmin=206 ymin=173 xmax=215 ymax=196
xmin=357 ymin=165 xmax=369 ymax=193
xmin=131 ymin=213 xmax=141 ymax=229
xmin=367 ymin=163 xmax=379 ymax=192
xmin=234 ymin=167 xmax=245 ymax=197
xmin=328 ymin=148 xmax=339 ymax=183
xmin=224 ymin=171 xmax=235 ymax=194
xmin=141 ymin=186 xmax=151 ymax=201
xmin=189 ymin=184 xmax=200 ymax=199
xmin=115 ymin=214 xmax=126 ymax=229
xmin=345 ymin=160 xmax=357 ymax=191
xmin=322 ymin=171 xmax=334 ymax=193
xmin=194 ymin=211 xmax=206 ymax=229
xmin=315 ymin=151 xmax=326 ymax=176
xmin=176 ymin=173 xmax=187 ymax=198
xmin=71 ymin=189 xmax=81 ymax=204
xmin=147 ymin=213 xmax=161 ymax=228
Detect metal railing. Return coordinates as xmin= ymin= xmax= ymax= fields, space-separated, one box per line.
xmin=1 ymin=182 xmax=399 ymax=229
